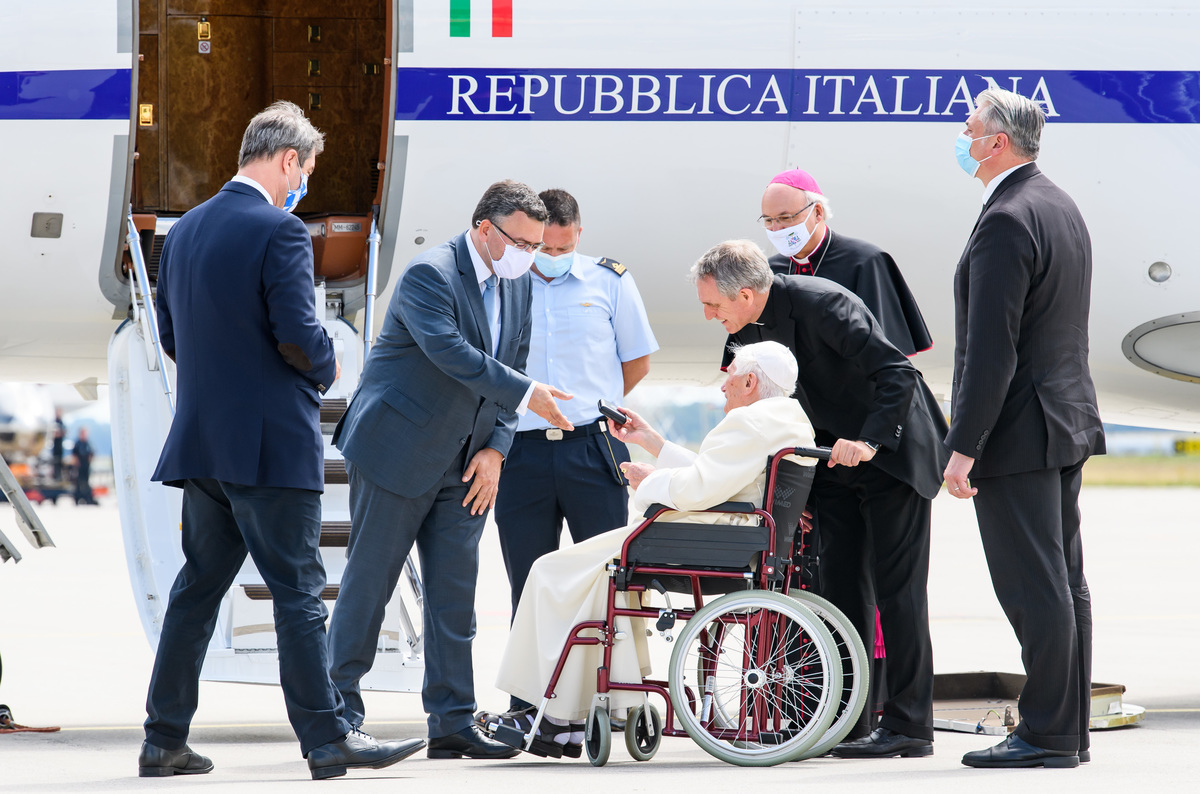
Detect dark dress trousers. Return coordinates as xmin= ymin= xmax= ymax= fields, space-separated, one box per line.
xmin=329 ymin=233 xmax=533 ymax=739
xmin=146 ymin=181 xmax=348 ymax=756
xmin=729 ymin=275 xmax=948 ymax=741
xmin=947 ymin=163 xmax=1104 ymax=753
xmin=767 ymin=229 xmax=933 ymax=356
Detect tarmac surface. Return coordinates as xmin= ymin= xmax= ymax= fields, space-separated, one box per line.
xmin=2 ymin=487 xmax=1198 ymax=792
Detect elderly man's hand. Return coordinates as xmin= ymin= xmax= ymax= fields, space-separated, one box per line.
xmin=607 ymin=407 xmax=664 ymax=457
xmin=827 ymin=439 xmax=877 ymax=468
xmin=944 ymin=450 xmax=978 ymax=499
xmin=462 ymin=447 xmax=504 ymax=515
xmin=619 ymin=461 xmax=656 ymax=490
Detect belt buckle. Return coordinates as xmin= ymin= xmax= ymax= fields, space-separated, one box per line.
xmin=545 ymin=428 xmax=564 ymax=441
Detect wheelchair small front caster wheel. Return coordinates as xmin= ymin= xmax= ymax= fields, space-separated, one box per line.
xmin=624 ymin=704 xmax=663 ymax=761
xmin=585 ymin=707 xmax=612 ymax=766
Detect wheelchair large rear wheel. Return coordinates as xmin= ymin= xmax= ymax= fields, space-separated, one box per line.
xmin=667 ymin=590 xmax=841 ymax=766
xmin=785 ymin=591 xmax=870 ymax=759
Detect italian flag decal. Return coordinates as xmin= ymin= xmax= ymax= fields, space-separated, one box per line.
xmin=451 ymin=1 xmax=513 ymax=37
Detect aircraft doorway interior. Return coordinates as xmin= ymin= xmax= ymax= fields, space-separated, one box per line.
xmin=129 ymin=0 xmax=391 ymax=287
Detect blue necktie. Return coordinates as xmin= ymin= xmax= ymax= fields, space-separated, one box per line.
xmin=483 ymin=275 xmax=499 ymax=354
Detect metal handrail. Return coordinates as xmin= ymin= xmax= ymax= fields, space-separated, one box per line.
xmin=363 ymin=215 xmax=381 ymax=360
xmin=126 ymin=208 xmax=176 ymax=414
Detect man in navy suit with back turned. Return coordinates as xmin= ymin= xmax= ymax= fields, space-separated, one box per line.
xmin=328 ymin=180 xmax=574 ymax=759
xmin=141 ymin=101 xmax=423 ymax=780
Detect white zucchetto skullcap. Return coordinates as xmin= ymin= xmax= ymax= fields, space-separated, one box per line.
xmin=730 ymin=341 xmax=798 ymax=394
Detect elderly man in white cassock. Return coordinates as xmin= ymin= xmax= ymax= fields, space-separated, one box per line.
xmin=483 ymin=340 xmax=816 ymax=756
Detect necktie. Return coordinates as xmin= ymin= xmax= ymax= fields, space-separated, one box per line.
xmin=483 ymin=275 xmax=499 ymax=354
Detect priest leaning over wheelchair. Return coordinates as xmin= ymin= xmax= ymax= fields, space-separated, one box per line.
xmin=475 ymin=340 xmax=816 ymax=757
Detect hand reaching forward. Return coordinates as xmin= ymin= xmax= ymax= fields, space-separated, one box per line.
xmin=529 ymin=383 xmax=574 ymax=430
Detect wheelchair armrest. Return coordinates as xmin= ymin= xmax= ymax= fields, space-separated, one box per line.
xmin=642 ymin=500 xmax=758 ymax=519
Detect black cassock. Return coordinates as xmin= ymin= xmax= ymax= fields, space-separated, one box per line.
xmin=721 ymin=229 xmax=932 ymax=368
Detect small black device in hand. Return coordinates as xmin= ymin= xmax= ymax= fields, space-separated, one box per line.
xmin=598 ymin=399 xmax=628 ymax=425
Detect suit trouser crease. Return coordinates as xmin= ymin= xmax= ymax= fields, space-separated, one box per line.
xmin=973 ymin=462 xmax=1091 ymax=753
xmin=329 ymin=452 xmax=486 ymax=738
xmin=145 ymin=479 xmax=350 ymax=756
xmin=812 ymin=464 xmax=935 ymax=741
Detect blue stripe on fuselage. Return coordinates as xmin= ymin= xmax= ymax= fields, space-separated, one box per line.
xmin=395 ymin=68 xmax=1200 ymax=123
xmin=0 ymin=69 xmax=132 ymax=120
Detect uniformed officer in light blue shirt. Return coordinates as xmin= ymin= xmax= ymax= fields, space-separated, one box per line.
xmin=493 ymin=189 xmax=658 ymax=710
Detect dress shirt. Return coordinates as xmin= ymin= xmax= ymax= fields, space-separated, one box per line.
xmin=231 ymin=174 xmax=273 ymax=204
xmin=516 ymin=251 xmax=658 ymax=431
xmin=982 ymin=162 xmax=1033 ymax=204
xmin=465 ymin=232 xmax=534 ymax=415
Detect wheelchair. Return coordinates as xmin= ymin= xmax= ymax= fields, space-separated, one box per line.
xmin=487 ymin=446 xmax=870 ymax=767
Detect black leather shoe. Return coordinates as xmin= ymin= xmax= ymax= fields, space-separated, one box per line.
xmin=427 ymin=725 xmax=521 ymax=759
xmin=307 ymin=729 xmax=425 ymax=780
xmin=831 ymin=727 xmax=933 ymax=758
xmin=138 ymin=741 xmax=214 ymax=777
xmin=1079 ymin=749 xmax=1091 ymax=763
xmin=962 ymin=733 xmax=1079 ymax=768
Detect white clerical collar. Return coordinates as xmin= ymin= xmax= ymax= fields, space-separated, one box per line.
xmin=982 ymin=162 xmax=1031 ymax=205
xmin=464 ymin=230 xmax=494 ymax=286
xmin=231 ymin=174 xmax=273 ymax=205
xmin=792 ymin=226 xmax=829 ymax=265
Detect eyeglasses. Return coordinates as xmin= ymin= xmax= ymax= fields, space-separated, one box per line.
xmin=757 ymin=201 xmax=815 ymax=229
xmin=490 ymin=221 xmax=544 ymax=253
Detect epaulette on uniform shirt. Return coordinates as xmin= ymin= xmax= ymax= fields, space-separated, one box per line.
xmin=595 ymin=257 xmax=627 ymax=276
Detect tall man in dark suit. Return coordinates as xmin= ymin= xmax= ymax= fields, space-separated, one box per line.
xmin=946 ymin=89 xmax=1104 ymax=770
xmin=692 ymin=240 xmax=948 ymax=758
xmin=143 ymin=101 xmax=423 ymax=780
xmin=328 ymin=181 xmax=573 ymax=760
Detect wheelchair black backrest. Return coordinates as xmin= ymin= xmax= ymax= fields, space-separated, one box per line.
xmin=621 ymin=452 xmax=817 ymax=589
xmin=766 ymin=454 xmax=816 ymax=560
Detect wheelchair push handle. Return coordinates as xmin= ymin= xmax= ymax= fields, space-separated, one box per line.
xmin=792 ymin=446 xmax=832 ymax=462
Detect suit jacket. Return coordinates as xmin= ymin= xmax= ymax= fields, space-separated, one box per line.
xmin=946 ymin=164 xmax=1105 ymax=477
xmin=729 ymin=275 xmax=948 ymax=500
xmin=153 ymin=181 xmax=336 ymax=492
xmin=333 ymin=233 xmax=533 ymax=498
xmin=766 ymin=230 xmax=933 ymax=356
xmin=634 ymin=396 xmax=816 ymax=516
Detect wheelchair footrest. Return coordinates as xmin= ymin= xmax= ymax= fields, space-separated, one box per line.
xmin=489 ymin=722 xmax=565 ymax=758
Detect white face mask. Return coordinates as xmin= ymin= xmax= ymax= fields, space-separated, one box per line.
xmin=486 ymin=225 xmax=536 ymax=279
xmin=764 ymin=203 xmax=817 ymax=258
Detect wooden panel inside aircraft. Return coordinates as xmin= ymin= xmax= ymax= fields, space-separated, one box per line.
xmin=133 ymin=0 xmax=387 ymax=281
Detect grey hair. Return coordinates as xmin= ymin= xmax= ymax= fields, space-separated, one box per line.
xmin=804 ymin=190 xmax=834 ymax=222
xmin=238 ymin=101 xmax=325 ymax=168
xmin=472 ymin=180 xmax=549 ymax=227
xmin=728 ymin=342 xmax=797 ymax=400
xmin=975 ymin=88 xmax=1044 ymax=160
xmin=687 ymin=240 xmax=773 ymax=299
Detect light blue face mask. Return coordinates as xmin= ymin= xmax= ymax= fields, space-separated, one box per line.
xmin=282 ymin=170 xmax=308 ymax=213
xmin=534 ymin=251 xmax=573 ymax=278
xmin=955 ymin=132 xmax=998 ymax=178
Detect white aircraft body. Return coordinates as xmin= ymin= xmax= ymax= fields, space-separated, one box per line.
xmin=1 ymin=0 xmax=1197 ymax=689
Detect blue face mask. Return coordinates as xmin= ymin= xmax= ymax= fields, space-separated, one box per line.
xmin=282 ymin=170 xmax=308 ymax=213
xmin=534 ymin=251 xmax=573 ymax=278
xmin=955 ymin=132 xmax=998 ymax=178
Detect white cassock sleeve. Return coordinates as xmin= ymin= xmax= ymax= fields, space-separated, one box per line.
xmin=631 ymin=409 xmax=767 ymax=514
